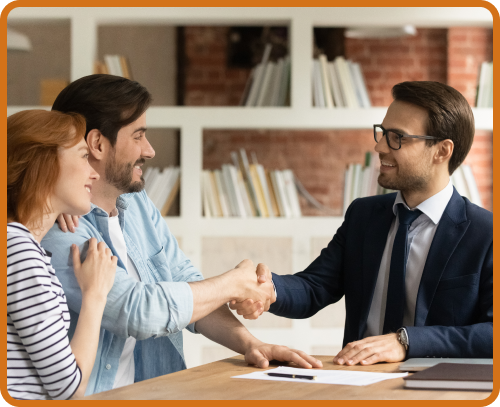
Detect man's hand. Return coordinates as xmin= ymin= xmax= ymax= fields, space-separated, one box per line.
xmin=229 ymin=263 xmax=273 ymax=319
xmin=333 ymin=333 xmax=406 ymax=366
xmin=228 ymin=260 xmax=276 ymax=310
xmin=56 ymin=214 xmax=81 ymax=233
xmin=245 ymin=342 xmax=323 ymax=369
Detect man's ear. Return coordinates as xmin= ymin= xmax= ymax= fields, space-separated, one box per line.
xmin=434 ymin=139 xmax=454 ymax=165
xmin=86 ymin=129 xmax=108 ymax=160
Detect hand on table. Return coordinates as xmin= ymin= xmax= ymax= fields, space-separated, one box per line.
xmin=57 ymin=213 xmax=81 ymax=233
xmin=245 ymin=342 xmax=323 ymax=369
xmin=229 ymin=263 xmax=274 ymax=319
xmin=333 ymin=333 xmax=406 ymax=366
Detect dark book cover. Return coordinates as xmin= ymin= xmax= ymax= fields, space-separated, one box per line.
xmin=404 ymin=363 xmax=492 ymax=383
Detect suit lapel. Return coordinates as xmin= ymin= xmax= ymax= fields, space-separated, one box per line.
xmin=414 ymin=190 xmax=470 ymax=326
xmin=358 ymin=200 xmax=395 ymax=338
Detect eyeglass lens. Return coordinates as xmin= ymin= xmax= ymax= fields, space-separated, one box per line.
xmin=375 ymin=128 xmax=401 ymax=149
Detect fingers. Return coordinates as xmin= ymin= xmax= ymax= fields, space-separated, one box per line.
xmin=244 ymin=348 xmax=270 ymax=369
xmin=71 ymin=244 xmax=81 ymax=269
xmin=279 ymin=349 xmax=313 ymax=369
xmin=333 ymin=335 xmax=401 ymax=366
xmin=64 ymin=214 xmax=76 ymax=233
xmin=87 ymin=237 xmax=98 ymax=254
xmin=73 ymin=215 xmax=80 ymax=228
xmin=256 ymin=263 xmax=270 ymax=283
xmin=228 ymin=299 xmax=264 ymax=319
xmin=56 ymin=214 xmax=68 ymax=232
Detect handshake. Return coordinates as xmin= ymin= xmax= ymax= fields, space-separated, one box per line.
xmin=226 ymin=259 xmax=275 ymax=320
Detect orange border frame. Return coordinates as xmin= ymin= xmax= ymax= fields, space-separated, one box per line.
xmin=1 ymin=1 xmax=497 ymax=405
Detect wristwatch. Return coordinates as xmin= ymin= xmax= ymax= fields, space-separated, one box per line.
xmin=397 ymin=327 xmax=409 ymax=353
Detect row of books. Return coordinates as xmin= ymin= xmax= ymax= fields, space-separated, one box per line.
xmin=313 ymin=55 xmax=371 ymax=108
xmin=240 ymin=44 xmax=290 ymax=107
xmin=202 ymin=150 xmax=302 ymax=218
xmin=343 ymin=152 xmax=382 ymax=214
xmin=476 ymin=61 xmax=493 ymax=108
xmin=94 ymin=54 xmax=133 ymax=79
xmin=343 ymin=152 xmax=482 ymax=214
xmin=143 ymin=166 xmax=180 ymax=216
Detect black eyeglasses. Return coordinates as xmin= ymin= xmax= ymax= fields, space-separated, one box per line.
xmin=373 ymin=124 xmax=443 ymax=150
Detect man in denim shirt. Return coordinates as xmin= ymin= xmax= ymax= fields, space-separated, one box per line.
xmin=42 ymin=75 xmax=321 ymax=396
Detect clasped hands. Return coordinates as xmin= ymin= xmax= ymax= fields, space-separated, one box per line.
xmin=229 ymin=262 xmax=406 ymax=366
xmin=228 ymin=260 xmax=275 ymax=319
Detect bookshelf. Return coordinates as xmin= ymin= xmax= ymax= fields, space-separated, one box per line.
xmin=7 ymin=7 xmax=493 ymax=369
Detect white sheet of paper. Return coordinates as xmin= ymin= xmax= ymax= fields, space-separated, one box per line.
xmin=232 ymin=366 xmax=408 ymax=386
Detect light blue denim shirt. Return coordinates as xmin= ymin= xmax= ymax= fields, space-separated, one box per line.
xmin=41 ymin=190 xmax=204 ymax=396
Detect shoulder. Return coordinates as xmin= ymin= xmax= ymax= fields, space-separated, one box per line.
xmin=464 ymin=198 xmax=492 ymax=223
xmin=346 ymin=193 xmax=396 ymax=215
xmin=7 ymin=223 xmax=43 ymax=257
xmin=41 ymin=215 xmax=101 ymax=249
xmin=463 ymin=198 xmax=493 ymax=239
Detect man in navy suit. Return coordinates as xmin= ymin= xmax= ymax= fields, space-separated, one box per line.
xmin=231 ymin=81 xmax=493 ymax=365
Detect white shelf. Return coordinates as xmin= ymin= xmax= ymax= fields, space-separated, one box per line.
xmin=8 ymin=7 xmax=493 ymax=27
xmin=6 ymin=107 xmax=493 ymax=130
xmin=165 ymin=217 xmax=343 ymax=237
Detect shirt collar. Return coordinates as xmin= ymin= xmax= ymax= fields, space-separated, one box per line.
xmin=89 ymin=194 xmax=132 ymax=216
xmin=392 ymin=179 xmax=454 ymax=225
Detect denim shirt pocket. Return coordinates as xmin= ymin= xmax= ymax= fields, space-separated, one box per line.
xmin=147 ymin=247 xmax=172 ymax=282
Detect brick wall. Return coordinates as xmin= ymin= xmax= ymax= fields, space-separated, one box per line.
xmin=185 ymin=26 xmax=493 ymax=212
xmin=345 ymin=29 xmax=448 ymax=107
xmin=184 ymin=27 xmax=250 ymax=106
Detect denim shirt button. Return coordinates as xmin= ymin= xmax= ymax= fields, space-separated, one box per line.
xmin=105 ymin=364 xmax=111 ymax=370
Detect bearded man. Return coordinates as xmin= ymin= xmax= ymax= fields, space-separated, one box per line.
xmin=41 ymin=75 xmax=321 ymax=396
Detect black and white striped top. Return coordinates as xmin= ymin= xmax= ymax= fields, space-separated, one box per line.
xmin=7 ymin=223 xmax=81 ymax=400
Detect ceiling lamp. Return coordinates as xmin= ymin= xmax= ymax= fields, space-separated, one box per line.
xmin=345 ymin=25 xmax=417 ymax=39
xmin=7 ymin=27 xmax=32 ymax=51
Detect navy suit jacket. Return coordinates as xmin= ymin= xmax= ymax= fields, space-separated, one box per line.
xmin=270 ymin=189 xmax=493 ymax=358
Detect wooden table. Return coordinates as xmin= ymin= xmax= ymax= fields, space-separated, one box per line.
xmin=83 ymin=355 xmax=492 ymax=400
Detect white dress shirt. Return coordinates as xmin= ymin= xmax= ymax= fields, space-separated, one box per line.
xmin=364 ymin=180 xmax=454 ymax=338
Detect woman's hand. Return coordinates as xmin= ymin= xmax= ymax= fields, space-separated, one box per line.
xmin=71 ymin=238 xmax=117 ymax=300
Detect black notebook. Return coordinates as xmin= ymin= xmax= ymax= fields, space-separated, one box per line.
xmin=404 ymin=363 xmax=493 ymax=391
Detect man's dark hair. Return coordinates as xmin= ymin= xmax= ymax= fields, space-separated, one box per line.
xmin=392 ymin=81 xmax=475 ymax=175
xmin=52 ymin=74 xmax=152 ymax=146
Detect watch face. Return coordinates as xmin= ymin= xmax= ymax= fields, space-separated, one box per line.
xmin=400 ymin=329 xmax=408 ymax=345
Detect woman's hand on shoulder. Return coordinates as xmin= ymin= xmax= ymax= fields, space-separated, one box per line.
xmin=71 ymin=238 xmax=117 ymax=301
xmin=56 ymin=214 xmax=80 ymax=233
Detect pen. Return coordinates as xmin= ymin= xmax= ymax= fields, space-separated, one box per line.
xmin=266 ymin=373 xmax=317 ymax=380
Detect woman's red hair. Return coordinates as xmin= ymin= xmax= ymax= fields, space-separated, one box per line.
xmin=7 ymin=110 xmax=86 ymax=229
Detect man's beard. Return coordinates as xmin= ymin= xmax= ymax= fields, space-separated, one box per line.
xmin=105 ymin=153 xmax=145 ymax=193
xmin=378 ymin=171 xmax=428 ymax=193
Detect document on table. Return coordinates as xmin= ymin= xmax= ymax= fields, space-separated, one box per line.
xmin=232 ymin=366 xmax=408 ymax=386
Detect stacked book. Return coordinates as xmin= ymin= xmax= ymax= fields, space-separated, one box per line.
xmin=343 ymin=153 xmax=482 ymax=214
xmin=94 ymin=54 xmax=132 ymax=79
xmin=313 ymin=55 xmax=371 ymax=108
xmin=202 ymin=149 xmax=301 ymax=218
xmin=476 ymin=61 xmax=493 ymax=108
xmin=343 ymin=152 xmax=382 ymax=215
xmin=241 ymin=44 xmax=290 ymax=107
xmin=143 ymin=166 xmax=180 ymax=216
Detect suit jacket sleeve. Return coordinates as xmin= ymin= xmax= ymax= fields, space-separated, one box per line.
xmin=268 ymin=200 xmax=359 ymax=319
xmin=405 ymin=241 xmax=493 ymax=358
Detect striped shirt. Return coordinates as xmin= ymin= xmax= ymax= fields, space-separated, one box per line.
xmin=7 ymin=223 xmax=81 ymax=400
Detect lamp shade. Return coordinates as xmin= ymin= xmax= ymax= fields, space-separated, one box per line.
xmin=7 ymin=27 xmax=32 ymax=51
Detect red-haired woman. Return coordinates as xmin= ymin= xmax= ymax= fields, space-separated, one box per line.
xmin=7 ymin=110 xmax=117 ymax=400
